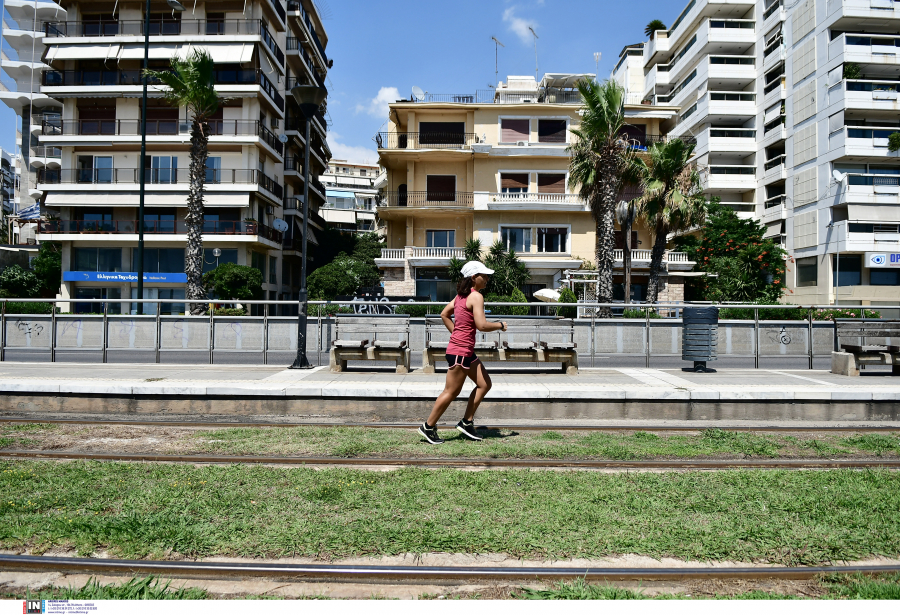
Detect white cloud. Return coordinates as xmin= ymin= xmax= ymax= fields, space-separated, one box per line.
xmin=328 ymin=132 xmax=378 ymax=165
xmin=503 ymin=7 xmax=537 ymax=45
xmin=355 ymin=86 xmax=401 ymax=119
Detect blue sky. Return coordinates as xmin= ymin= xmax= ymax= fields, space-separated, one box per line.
xmin=0 ymin=0 xmax=681 ymax=161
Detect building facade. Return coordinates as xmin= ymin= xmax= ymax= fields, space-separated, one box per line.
xmin=0 ymin=0 xmax=331 ymax=312
xmin=375 ymin=74 xmax=697 ymax=303
xmin=625 ymin=0 xmax=900 ymax=307
xmin=320 ymin=159 xmax=379 ymax=233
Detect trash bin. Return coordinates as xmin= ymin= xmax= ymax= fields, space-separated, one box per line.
xmin=682 ymin=307 xmax=719 ymax=373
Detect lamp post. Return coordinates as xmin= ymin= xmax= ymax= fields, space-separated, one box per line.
xmin=289 ymin=84 xmax=327 ymax=369
xmin=136 ymin=0 xmax=184 ymax=315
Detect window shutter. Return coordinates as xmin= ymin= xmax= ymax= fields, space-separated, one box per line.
xmin=501 ymin=119 xmax=530 ymax=142
xmin=537 ymin=173 xmax=566 ymax=194
xmin=426 ymin=175 xmax=456 ymax=201
xmin=829 ymin=110 xmax=844 ymax=134
xmin=500 ymin=173 xmax=529 ymax=189
xmin=538 ymin=119 xmax=567 ymax=143
xmin=419 ymin=122 xmax=465 ymax=145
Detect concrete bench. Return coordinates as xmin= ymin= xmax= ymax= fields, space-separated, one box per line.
xmin=329 ymin=314 xmax=411 ymax=373
xmin=422 ymin=317 xmax=578 ymax=374
xmin=831 ymin=319 xmax=900 ymax=376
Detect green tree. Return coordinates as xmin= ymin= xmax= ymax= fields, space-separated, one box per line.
xmin=569 ymin=79 xmax=634 ymax=316
xmin=483 ymin=240 xmax=530 ymax=296
xmin=202 ymin=263 xmax=263 ymax=302
xmin=31 ymin=242 xmax=62 ymax=297
xmin=0 ymin=265 xmax=40 ymax=298
xmin=485 ymin=287 xmax=529 ymax=316
xmin=645 ymin=20 xmax=667 ymax=39
xmin=145 ymin=51 xmax=221 ymax=314
xmin=448 ymin=238 xmax=484 ymax=283
xmin=674 ymin=201 xmax=787 ymax=303
xmin=634 ymin=138 xmax=707 ymax=303
xmin=307 ymin=252 xmax=380 ymax=300
xmin=555 ymin=287 xmax=578 ymax=318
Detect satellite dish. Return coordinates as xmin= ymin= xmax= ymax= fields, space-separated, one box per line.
xmin=272 ymin=218 xmax=289 ymax=233
xmin=411 ymin=86 xmax=425 ymax=101
xmin=833 ymin=169 xmax=847 ymax=183
xmin=278 ymin=134 xmax=288 ymax=143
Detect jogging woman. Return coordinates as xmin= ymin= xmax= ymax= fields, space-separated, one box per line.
xmin=418 ymin=261 xmax=507 ymax=444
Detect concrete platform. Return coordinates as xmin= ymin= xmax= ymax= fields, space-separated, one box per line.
xmin=1 ymin=363 xmax=899 ymax=424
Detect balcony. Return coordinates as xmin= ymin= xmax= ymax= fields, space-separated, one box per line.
xmin=762 ymin=196 xmax=787 ymax=224
xmin=36 ymin=168 xmax=282 ymax=198
xmin=286 ymin=36 xmax=325 ymax=85
xmin=830 ymin=125 xmax=900 ymax=157
xmin=829 ymin=33 xmax=900 ymax=66
xmin=43 ymin=19 xmax=265 ymax=37
xmin=258 ymin=22 xmax=285 ymax=67
xmin=704 ymin=165 xmax=756 ymax=190
xmin=837 ymin=173 xmax=900 ymax=205
xmin=828 ymin=220 xmax=900 ymax=253
xmin=38 ymin=219 xmax=283 ymax=244
xmin=286 ymin=1 xmax=329 ymax=68
xmin=484 ymin=192 xmax=587 ymax=211
xmin=694 ymin=127 xmax=756 ymax=156
xmin=827 ymin=0 xmax=900 ymax=26
xmin=707 ymin=56 xmax=756 ymax=82
xmin=378 ymin=191 xmax=473 ymax=208
xmin=764 ymin=154 xmax=787 ymax=182
xmin=842 ymin=79 xmax=900 ymax=110
xmin=613 ymin=250 xmax=693 ymax=268
xmin=375 ymin=132 xmax=478 ymax=150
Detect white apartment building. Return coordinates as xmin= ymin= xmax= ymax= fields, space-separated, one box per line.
xmin=320 ymin=158 xmax=379 ymax=233
xmin=621 ymin=0 xmax=900 ymax=307
xmin=0 ymin=0 xmax=331 ymax=313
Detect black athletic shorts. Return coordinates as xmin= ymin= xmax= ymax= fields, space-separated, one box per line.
xmin=446 ymin=353 xmax=480 ymax=369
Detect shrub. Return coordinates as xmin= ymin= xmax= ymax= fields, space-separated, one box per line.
xmin=309 ymin=304 xmax=355 ymax=317
xmin=890 ymin=132 xmax=900 ymax=153
xmin=202 ymin=263 xmax=263 ymax=301
xmin=843 ymin=62 xmax=861 ymax=79
xmin=395 ymin=304 xmax=440 ymax=317
xmin=3 ymin=301 xmax=54 ymax=314
xmin=31 ymin=242 xmax=62 ymax=297
xmin=0 ymin=265 xmax=40 ymax=299
xmin=622 ymin=308 xmax=662 ymax=319
xmin=555 ymin=287 xmax=578 ymax=319
xmin=717 ymin=305 xmax=880 ymax=320
xmin=307 ymin=252 xmax=380 ymax=300
xmin=484 ymin=288 xmax=529 ymax=316
xmin=210 ymin=307 xmax=247 ymax=316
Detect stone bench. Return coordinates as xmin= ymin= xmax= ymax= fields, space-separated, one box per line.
xmin=422 ymin=317 xmax=578 ymax=374
xmin=831 ymin=319 xmax=900 ymax=376
xmin=329 ymin=314 xmax=411 ymax=373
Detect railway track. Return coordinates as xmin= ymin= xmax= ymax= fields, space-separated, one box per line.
xmin=1 ymin=554 xmax=898 ymax=582
xmin=2 ymin=449 xmax=900 ymax=469
xmin=2 ymin=417 xmax=899 ymax=432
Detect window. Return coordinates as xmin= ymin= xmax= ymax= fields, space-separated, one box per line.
xmin=501 ymin=227 xmax=532 ymax=252
xmin=74 ymin=288 xmax=121 ymax=315
xmin=251 ymin=251 xmax=266 ymax=281
xmin=537 ymin=227 xmax=568 ymax=253
xmin=206 ymin=157 xmax=221 ymax=183
xmin=132 ymin=248 xmax=184 ymax=273
xmin=796 ymin=257 xmax=817 ymax=287
xmin=415 ymin=268 xmax=455 ymax=302
xmin=73 ymin=247 xmax=122 ymax=272
xmin=145 ymin=156 xmax=177 ymax=184
xmin=537 ymin=173 xmax=565 ymax=194
xmin=833 ymin=254 xmax=862 ymax=287
xmin=872 ymin=269 xmax=900 ymax=285
xmin=269 ymin=255 xmax=277 ymax=284
xmin=77 ymin=155 xmax=112 ymax=183
xmin=426 ymin=230 xmax=455 ymax=248
xmin=360 ymin=169 xmax=367 ymax=176
xmin=142 ymin=208 xmax=176 ymax=233
xmin=501 ymin=118 xmax=530 ymax=143
xmin=538 ymin=119 xmax=566 ymax=143
xmin=419 ymin=122 xmax=465 ymax=146
xmin=203 ymin=248 xmax=238 ymax=273
xmin=426 ymin=175 xmax=456 ymax=201
xmin=500 ymin=173 xmax=529 ymax=193
xmin=130 ymin=288 xmax=185 ymax=315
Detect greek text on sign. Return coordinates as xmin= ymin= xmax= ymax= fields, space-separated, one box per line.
xmin=865 ymin=253 xmax=900 ymax=268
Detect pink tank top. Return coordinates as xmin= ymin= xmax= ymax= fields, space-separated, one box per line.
xmin=447 ymin=293 xmax=477 ymax=356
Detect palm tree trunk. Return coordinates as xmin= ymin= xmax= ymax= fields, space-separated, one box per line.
xmin=186 ymin=118 xmax=209 ymax=315
xmin=594 ymin=175 xmax=620 ymax=318
xmin=646 ymin=220 xmax=667 ymax=304
xmin=623 ymin=203 xmax=635 ymax=306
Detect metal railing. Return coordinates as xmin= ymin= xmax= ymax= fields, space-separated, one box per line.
xmin=286 ymin=0 xmax=328 ymax=66
xmin=846 ymin=126 xmax=900 ymax=139
xmin=257 ymin=123 xmax=284 ymax=155
xmin=709 ymin=166 xmax=757 ymax=176
xmin=268 ymin=0 xmax=287 ymax=24
xmin=37 ymin=220 xmax=282 ymax=243
xmin=378 ymin=191 xmax=474 ymax=207
xmin=847 ymin=173 xmax=900 ymax=186
xmin=285 ymin=36 xmax=324 ymax=82
xmin=765 ymin=155 xmax=787 ymax=171
xmin=709 ymin=128 xmax=756 ymax=138
xmin=764 ymin=0 xmax=784 ymax=20
xmin=0 ymin=299 xmax=885 ymax=369
xmin=258 ymin=21 xmax=285 ymax=67
xmin=37 ymin=168 xmax=272 ymax=187
xmin=765 ymin=195 xmax=786 ymax=209
xmin=31 ymin=146 xmax=61 ymax=158
xmin=258 ymin=172 xmax=284 ymax=199
xmin=43 ymin=19 xmax=264 ymax=37
xmin=284 ymin=157 xmax=303 ymax=173
xmin=709 ymin=91 xmax=756 ymax=102
xmin=375 ymin=132 xmax=478 ymax=149
xmin=41 ymin=119 xmax=268 ymax=138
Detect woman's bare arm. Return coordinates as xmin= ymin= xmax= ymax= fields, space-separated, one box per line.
xmin=440 ymin=299 xmax=455 ymax=333
xmin=468 ymin=292 xmax=505 ymax=332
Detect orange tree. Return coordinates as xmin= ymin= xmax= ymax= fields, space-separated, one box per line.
xmin=673 ymin=200 xmax=788 ymax=303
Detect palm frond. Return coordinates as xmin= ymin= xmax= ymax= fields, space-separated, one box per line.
xmin=144 ymin=50 xmax=220 ymax=122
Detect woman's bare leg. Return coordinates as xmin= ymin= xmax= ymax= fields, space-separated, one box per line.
xmin=426 ymin=366 xmax=469 ymax=426
xmin=462 ymin=361 xmax=492 ymax=422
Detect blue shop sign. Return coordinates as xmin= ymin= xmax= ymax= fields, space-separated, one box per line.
xmin=63 ymin=271 xmax=188 ymax=283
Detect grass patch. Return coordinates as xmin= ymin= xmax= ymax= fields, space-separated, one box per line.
xmin=821 ymin=572 xmax=900 ymax=599
xmin=841 ymin=434 xmax=900 ymax=456
xmin=1 ymin=461 xmax=899 ymax=565
xmin=1 ymin=423 xmax=54 ymax=433
xmin=23 ymin=576 xmax=207 ymax=600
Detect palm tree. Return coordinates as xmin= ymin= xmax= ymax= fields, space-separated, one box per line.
xmin=645 ymin=20 xmax=667 ymax=40
xmin=448 ymin=238 xmax=484 ymax=283
xmin=634 ymin=139 xmax=707 ymax=304
xmin=569 ymin=79 xmax=633 ymax=316
xmin=145 ymin=50 xmax=220 ymax=315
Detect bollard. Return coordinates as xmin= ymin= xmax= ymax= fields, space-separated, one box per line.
xmin=682 ymin=306 xmax=718 ymax=373
xmin=102 ymin=302 xmax=108 ymax=364
xmin=0 ymin=301 xmax=5 ymax=362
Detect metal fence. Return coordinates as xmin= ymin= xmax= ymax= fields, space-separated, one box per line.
xmin=0 ymin=300 xmax=894 ymax=368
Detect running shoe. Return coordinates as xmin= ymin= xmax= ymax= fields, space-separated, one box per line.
xmin=418 ymin=422 xmax=444 ymax=445
xmin=456 ymin=419 xmax=483 ymax=441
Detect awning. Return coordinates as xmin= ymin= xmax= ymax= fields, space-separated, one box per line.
xmin=849 ymin=204 xmax=900 ymax=222
xmin=177 ymin=43 xmax=255 ymax=63
xmin=44 ymin=192 xmax=250 ymax=207
xmin=118 ymin=43 xmax=181 ymax=60
xmin=45 ymin=44 xmax=120 ymax=61
xmin=326 ymin=190 xmax=355 ymax=198
xmin=763 ymin=223 xmax=783 ymax=238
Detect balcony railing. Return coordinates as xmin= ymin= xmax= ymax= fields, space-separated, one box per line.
xmin=380 ymin=249 xmax=405 ymax=259
xmin=286 ymin=1 xmax=328 ymax=66
xmin=709 ymin=128 xmax=756 ymax=138
xmin=709 ymin=166 xmax=756 ymax=176
xmin=488 ymin=192 xmax=584 ymax=205
xmin=37 ymin=168 xmax=276 ymax=188
xmin=709 ymin=19 xmax=755 ymax=30
xmin=268 ymin=0 xmax=287 ymax=25
xmin=31 ymin=146 xmax=61 ymax=158
xmin=709 ymin=92 xmax=757 ymax=102
xmin=764 ymin=0 xmax=784 ymax=20
xmin=42 ymin=69 xmax=284 ymax=111
xmin=285 ymin=37 xmax=325 ymax=83
xmin=38 ymin=219 xmax=282 ymax=243
xmin=378 ymin=191 xmax=474 ymax=207
xmin=612 ymin=250 xmax=690 ymax=262
xmin=709 ymin=56 xmax=755 ymax=66
xmin=846 ymin=125 xmax=900 ymax=140
xmin=765 ymin=154 xmax=787 ymax=171
xmin=765 ymin=195 xmax=786 ymax=209
xmin=258 ymin=21 xmax=285 ymax=67
xmin=764 ymin=76 xmax=786 ymax=95
xmin=848 ymin=173 xmax=900 ymax=186
xmin=257 ymin=123 xmax=283 ymax=155
xmin=846 ymin=80 xmax=900 ymax=94
xmin=42 ymin=119 xmax=268 ymax=138
xmin=375 ymin=132 xmax=478 ymax=150
xmin=284 ymin=157 xmax=302 ymax=173
xmin=43 ymin=19 xmax=264 ymax=37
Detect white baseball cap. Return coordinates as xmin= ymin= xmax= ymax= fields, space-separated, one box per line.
xmin=461 ymin=261 xmax=495 ymax=278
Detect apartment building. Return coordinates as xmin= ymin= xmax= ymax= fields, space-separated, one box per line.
xmin=374 ymin=74 xmax=698 ymax=303
xmin=0 ymin=0 xmax=331 ymax=313
xmin=320 ymin=158 xmax=379 ymax=233
xmin=626 ymin=0 xmax=900 ymax=307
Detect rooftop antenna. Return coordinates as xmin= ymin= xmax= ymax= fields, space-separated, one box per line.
xmin=594 ymin=52 xmax=601 ymax=78
xmin=528 ymin=26 xmax=539 ymax=81
xmin=491 ymin=36 xmax=505 ymax=87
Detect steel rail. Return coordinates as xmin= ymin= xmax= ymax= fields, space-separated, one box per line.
xmin=1 ymin=418 xmax=898 ymax=432
xmin=1 ymin=554 xmax=898 ymax=582
xmin=2 ymin=450 xmax=900 ymax=469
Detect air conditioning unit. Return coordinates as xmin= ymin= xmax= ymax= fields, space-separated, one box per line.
xmin=266 ymin=205 xmax=275 ymax=215
xmin=516 ymin=141 xmax=528 ymax=147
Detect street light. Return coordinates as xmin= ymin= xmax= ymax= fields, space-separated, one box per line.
xmin=136 ymin=0 xmax=185 ymax=315
xmin=289 ymin=84 xmax=327 ymax=369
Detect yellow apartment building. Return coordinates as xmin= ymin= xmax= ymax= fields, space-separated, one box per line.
xmin=374 ymin=74 xmax=697 ymax=303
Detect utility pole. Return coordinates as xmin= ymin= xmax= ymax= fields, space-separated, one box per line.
xmin=528 ymin=26 xmax=539 ymax=81
xmin=491 ymin=36 xmax=505 ymax=87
